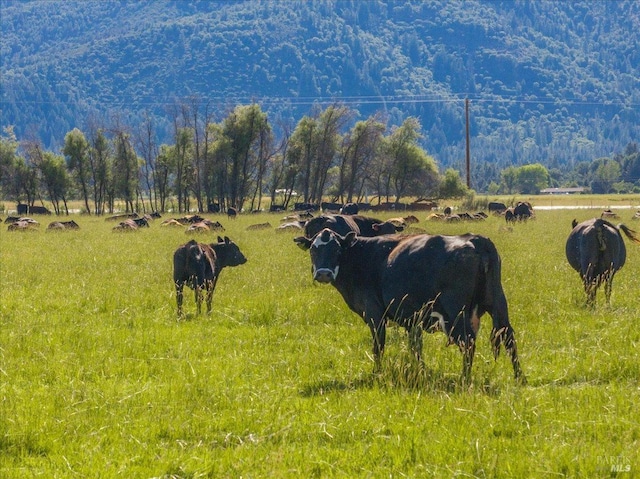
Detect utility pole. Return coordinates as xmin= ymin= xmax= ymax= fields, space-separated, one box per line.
xmin=465 ymin=98 xmax=471 ymax=189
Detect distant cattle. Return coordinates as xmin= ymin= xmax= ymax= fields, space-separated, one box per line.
xmin=112 ymin=219 xmax=143 ymax=231
xmin=321 ymin=201 xmax=343 ymax=213
xmin=47 ymin=220 xmax=79 ymax=231
xmin=246 ymin=222 xmax=272 ymax=231
xmin=132 ymin=216 xmax=150 ymax=228
xmin=294 ymin=202 xmax=320 ymax=212
xmin=7 ymin=218 xmax=39 ymax=231
xmin=174 ymin=215 xmax=205 ymax=225
xmin=227 ymin=207 xmax=238 ymax=219
xmin=601 ymin=209 xmax=619 ymax=220
xmin=302 ymin=214 xmax=404 ymax=239
xmin=294 ymin=229 xmax=525 ymax=382
xmin=505 ymin=202 xmax=534 ymax=222
xmin=566 ymin=218 xmax=640 ymax=306
xmin=17 ymin=203 xmax=51 ymax=215
xmin=488 ymin=202 xmax=507 ymax=213
xmin=173 ymin=236 xmax=247 ymax=316
xmin=161 ymin=219 xmax=184 ymax=228
xmin=269 ymin=204 xmax=285 ymax=213
xmin=633 ymin=211 xmax=640 ymax=220
xmin=185 ymin=219 xmax=225 ymax=234
xmin=340 ymin=203 xmax=359 ymax=215
xmin=276 ymin=221 xmax=306 ymax=233
xmin=105 ymin=213 xmax=139 ymax=222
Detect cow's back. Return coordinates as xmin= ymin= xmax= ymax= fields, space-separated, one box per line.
xmin=566 ymin=218 xmax=626 ymax=274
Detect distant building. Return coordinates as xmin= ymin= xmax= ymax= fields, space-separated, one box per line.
xmin=540 ymin=187 xmax=586 ymax=195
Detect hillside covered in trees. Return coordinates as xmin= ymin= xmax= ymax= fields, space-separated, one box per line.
xmin=1 ymin=0 xmax=640 ymax=194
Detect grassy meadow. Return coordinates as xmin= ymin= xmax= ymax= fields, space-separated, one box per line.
xmin=1 ymin=199 xmax=640 ymax=478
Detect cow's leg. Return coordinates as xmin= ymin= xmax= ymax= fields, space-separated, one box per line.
xmin=175 ymin=282 xmax=184 ymax=316
xmin=582 ymin=262 xmax=597 ymax=307
xmin=367 ymin=317 xmax=386 ymax=371
xmin=205 ymin=280 xmax=214 ymax=314
xmin=195 ymin=286 xmax=203 ymax=314
xmin=604 ymin=269 xmax=615 ymax=305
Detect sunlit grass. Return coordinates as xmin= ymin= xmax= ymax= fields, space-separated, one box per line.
xmin=1 ymin=206 xmax=639 ymax=477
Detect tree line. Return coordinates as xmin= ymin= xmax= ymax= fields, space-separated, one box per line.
xmin=0 ymin=102 xmax=456 ymax=215
xmin=1 ymin=101 xmax=638 ymax=216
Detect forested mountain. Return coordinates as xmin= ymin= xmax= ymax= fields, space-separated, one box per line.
xmin=2 ymin=0 xmax=640 ymax=192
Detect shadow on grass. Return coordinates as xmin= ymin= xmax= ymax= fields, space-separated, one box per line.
xmin=300 ymin=359 xmax=506 ymax=396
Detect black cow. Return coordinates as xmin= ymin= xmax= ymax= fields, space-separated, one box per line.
xmin=321 ymin=201 xmax=343 ymax=213
xmin=294 ymin=229 xmax=525 ymax=382
xmin=340 ymin=202 xmax=359 ymax=215
xmin=488 ymin=202 xmax=507 ymax=213
xmin=227 ymin=207 xmax=238 ymax=219
xmin=302 ymin=214 xmax=404 ymax=239
xmin=173 ymin=236 xmax=247 ymax=316
xmin=17 ymin=203 xmax=51 ymax=215
xmin=566 ymin=218 xmax=640 ymax=306
xmin=509 ymin=202 xmax=534 ymax=221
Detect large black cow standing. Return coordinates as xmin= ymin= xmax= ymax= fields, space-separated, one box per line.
xmin=173 ymin=236 xmax=247 ymax=316
xmin=295 ymin=229 xmax=525 ymax=382
xmin=565 ymin=218 xmax=640 ymax=306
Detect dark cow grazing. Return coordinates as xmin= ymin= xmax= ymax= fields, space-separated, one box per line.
xmin=227 ymin=207 xmax=238 ymax=219
xmin=302 ymin=214 xmax=404 ymax=239
xmin=173 ymin=236 xmax=247 ymax=316
xmin=340 ymin=203 xmax=359 ymax=215
xmin=488 ymin=202 xmax=507 ymax=214
xmin=105 ymin=213 xmax=139 ymax=222
xmin=47 ymin=220 xmax=79 ymax=230
xmin=601 ymin=209 xmax=619 ymax=220
xmin=294 ymin=202 xmax=320 ymax=212
xmin=294 ymin=229 xmax=525 ymax=383
xmin=566 ymin=218 xmax=640 ymax=306
xmin=505 ymin=202 xmax=533 ymax=222
xmin=132 ymin=216 xmax=150 ymax=227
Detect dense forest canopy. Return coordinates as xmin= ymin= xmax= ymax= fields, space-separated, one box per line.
xmin=1 ymin=0 xmax=640 ymax=194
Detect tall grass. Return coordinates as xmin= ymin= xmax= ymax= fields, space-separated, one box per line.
xmin=1 ymin=206 xmax=639 ymax=477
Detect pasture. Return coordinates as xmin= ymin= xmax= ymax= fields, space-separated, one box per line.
xmin=1 ymin=206 xmax=639 ymax=477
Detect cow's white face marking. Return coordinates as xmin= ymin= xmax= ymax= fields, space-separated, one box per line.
xmin=312 ymin=265 xmax=340 ymax=282
xmin=311 ymin=229 xmax=341 ymax=282
xmin=311 ymin=232 xmax=338 ymax=248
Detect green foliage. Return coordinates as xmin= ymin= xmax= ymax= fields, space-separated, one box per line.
xmin=2 ymin=1 xmax=640 ymax=193
xmin=439 ymin=167 xmax=469 ymax=199
xmin=2 ymin=208 xmax=640 ymax=476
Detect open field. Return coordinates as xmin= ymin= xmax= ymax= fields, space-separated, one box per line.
xmin=1 ymin=206 xmax=640 ymax=477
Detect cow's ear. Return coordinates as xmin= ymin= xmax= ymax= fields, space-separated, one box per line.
xmin=224 ymin=236 xmax=230 ymax=244
xmin=217 ymin=236 xmax=224 ymax=243
xmin=293 ymin=236 xmax=312 ymax=251
xmin=372 ymin=223 xmax=380 ymax=231
xmin=343 ymin=231 xmax=357 ymax=247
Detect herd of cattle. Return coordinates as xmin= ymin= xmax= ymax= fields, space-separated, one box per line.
xmin=4 ymin=202 xmax=640 ymax=383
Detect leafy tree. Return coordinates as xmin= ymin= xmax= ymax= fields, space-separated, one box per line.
xmin=439 ymin=168 xmax=469 ymax=199
xmin=336 ymin=116 xmax=385 ymax=203
xmin=383 ymin=117 xmax=439 ymax=203
xmin=500 ymin=166 xmax=518 ymax=194
xmin=38 ymin=151 xmax=70 ymax=215
xmin=88 ymin=129 xmax=111 ymax=215
xmin=516 ymin=163 xmax=550 ymax=194
xmin=112 ymin=131 xmax=140 ymax=213
xmin=591 ymin=157 xmax=621 ymax=194
xmin=63 ymin=128 xmax=91 ymax=214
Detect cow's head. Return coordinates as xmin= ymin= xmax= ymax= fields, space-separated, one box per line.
xmin=213 ymin=236 xmax=247 ymax=266
xmin=294 ymin=228 xmax=356 ymax=283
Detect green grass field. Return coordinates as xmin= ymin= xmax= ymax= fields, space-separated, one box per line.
xmin=1 ymin=203 xmax=639 ymax=478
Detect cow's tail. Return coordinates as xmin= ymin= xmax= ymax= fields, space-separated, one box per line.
xmin=618 ymin=224 xmax=640 ymax=245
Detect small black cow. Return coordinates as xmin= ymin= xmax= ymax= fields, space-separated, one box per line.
xmin=173 ymin=236 xmax=247 ymax=316
xmin=294 ymin=229 xmax=525 ymax=383
xmin=566 ymin=218 xmax=640 ymax=306
xmin=302 ymin=214 xmax=404 ymax=239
